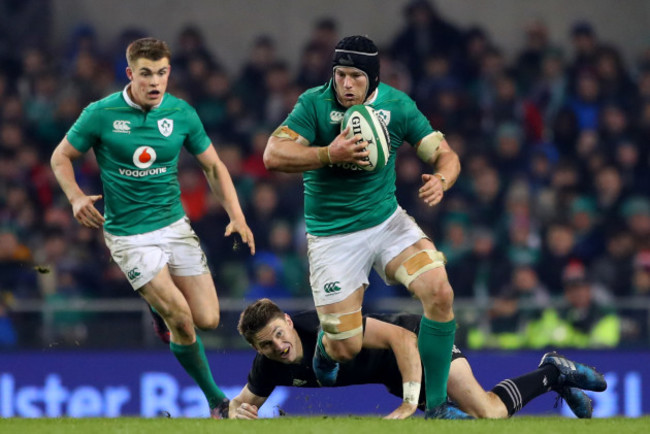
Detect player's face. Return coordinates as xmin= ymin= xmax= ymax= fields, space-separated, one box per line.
xmin=126 ymin=57 xmax=170 ymax=109
xmin=254 ymin=315 xmax=302 ymax=364
xmin=334 ymin=66 xmax=368 ymax=108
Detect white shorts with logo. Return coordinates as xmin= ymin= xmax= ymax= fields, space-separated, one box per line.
xmin=307 ymin=207 xmax=428 ymax=307
xmin=104 ymin=216 xmax=209 ymax=290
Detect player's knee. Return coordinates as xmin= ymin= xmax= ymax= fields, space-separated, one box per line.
xmin=169 ymin=319 xmax=195 ymax=340
xmin=195 ymin=311 xmax=220 ymax=330
xmin=163 ymin=310 xmax=195 ymax=339
xmin=318 ymin=308 xmax=363 ymax=361
xmin=433 ymin=282 xmax=454 ymax=309
xmin=416 ymin=279 xmax=453 ymax=311
xmin=328 ymin=339 xmax=362 ymax=362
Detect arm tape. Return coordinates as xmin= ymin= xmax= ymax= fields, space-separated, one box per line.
xmin=416 ymin=131 xmax=444 ymax=162
xmin=317 ymin=146 xmax=332 ymax=165
xmin=271 ymin=125 xmax=299 ymax=140
xmin=403 ymin=381 xmax=421 ymax=404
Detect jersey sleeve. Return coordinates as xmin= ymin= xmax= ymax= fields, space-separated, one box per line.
xmin=281 ymin=93 xmax=317 ymax=144
xmin=183 ymin=105 xmax=212 ymax=155
xmin=246 ymin=355 xmax=278 ymax=398
xmin=66 ymin=105 xmax=100 ymax=152
xmin=402 ymin=98 xmax=435 ymax=147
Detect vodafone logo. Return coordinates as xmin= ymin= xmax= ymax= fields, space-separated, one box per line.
xmin=132 ymin=146 xmax=156 ymax=169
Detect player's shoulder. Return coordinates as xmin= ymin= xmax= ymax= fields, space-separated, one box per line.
xmin=376 ymin=82 xmax=417 ymax=106
xmin=298 ymin=81 xmax=336 ymax=104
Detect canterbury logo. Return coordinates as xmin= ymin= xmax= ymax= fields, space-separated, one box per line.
xmin=127 ymin=267 xmax=141 ymax=281
xmin=323 ymin=281 xmax=341 ymax=294
xmin=330 ymin=111 xmax=345 ymax=124
xmin=113 ymin=120 xmax=131 ymax=133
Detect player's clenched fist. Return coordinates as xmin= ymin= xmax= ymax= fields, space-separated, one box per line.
xmin=327 ymin=126 xmax=370 ymax=165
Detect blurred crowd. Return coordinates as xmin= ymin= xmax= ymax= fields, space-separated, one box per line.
xmin=1 ymin=0 xmax=650 ymax=349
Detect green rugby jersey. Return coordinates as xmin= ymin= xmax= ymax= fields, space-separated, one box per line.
xmin=282 ymin=81 xmax=434 ymax=236
xmin=66 ymin=87 xmax=211 ymax=236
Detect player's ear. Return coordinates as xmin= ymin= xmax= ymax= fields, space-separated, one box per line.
xmin=126 ymin=66 xmax=133 ymax=81
xmin=284 ymin=313 xmax=293 ymax=328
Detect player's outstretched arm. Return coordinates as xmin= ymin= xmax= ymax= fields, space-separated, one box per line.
xmin=363 ymin=318 xmax=421 ymax=419
xmin=50 ymin=137 xmax=105 ymax=228
xmin=229 ymin=384 xmax=268 ymax=419
xmin=196 ymin=145 xmax=255 ymax=255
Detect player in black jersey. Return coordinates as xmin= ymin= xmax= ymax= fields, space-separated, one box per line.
xmin=227 ymin=299 xmax=606 ymax=420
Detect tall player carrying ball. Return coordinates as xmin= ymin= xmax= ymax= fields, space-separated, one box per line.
xmin=264 ymin=35 xmax=469 ymax=419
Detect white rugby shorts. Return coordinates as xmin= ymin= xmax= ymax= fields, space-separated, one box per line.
xmin=104 ymin=216 xmax=209 ymax=290
xmin=307 ymin=207 xmax=428 ymax=306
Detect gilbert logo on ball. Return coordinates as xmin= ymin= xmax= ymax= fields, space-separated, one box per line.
xmin=341 ymin=105 xmax=390 ymax=171
xmin=133 ymin=146 xmax=157 ymax=169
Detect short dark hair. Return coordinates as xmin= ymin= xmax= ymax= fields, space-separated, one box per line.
xmin=126 ymin=37 xmax=171 ymax=66
xmin=238 ymin=298 xmax=286 ymax=345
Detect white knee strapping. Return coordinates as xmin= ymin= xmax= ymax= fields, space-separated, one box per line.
xmin=394 ymin=249 xmax=446 ymax=288
xmin=318 ymin=308 xmax=363 ymax=340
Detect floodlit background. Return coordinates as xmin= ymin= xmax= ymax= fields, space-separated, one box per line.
xmin=0 ymin=0 xmax=649 ymax=417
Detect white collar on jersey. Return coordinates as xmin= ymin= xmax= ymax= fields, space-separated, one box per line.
xmin=364 ymin=87 xmax=379 ymax=105
xmin=122 ymin=84 xmax=165 ymax=111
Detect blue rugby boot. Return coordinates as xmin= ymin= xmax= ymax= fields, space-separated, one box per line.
xmin=557 ymin=387 xmax=593 ymax=419
xmin=425 ymin=402 xmax=474 ymax=420
xmin=312 ymin=330 xmax=339 ymax=387
xmin=539 ymin=351 xmax=607 ymax=392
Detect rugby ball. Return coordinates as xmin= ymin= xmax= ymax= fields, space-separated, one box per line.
xmin=341 ymin=105 xmax=390 ymax=171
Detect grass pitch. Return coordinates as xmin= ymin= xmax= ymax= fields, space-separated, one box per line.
xmin=1 ymin=416 xmax=648 ymax=434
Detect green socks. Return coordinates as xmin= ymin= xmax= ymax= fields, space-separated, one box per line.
xmin=418 ymin=316 xmax=456 ymax=409
xmin=170 ymin=334 xmax=226 ymax=409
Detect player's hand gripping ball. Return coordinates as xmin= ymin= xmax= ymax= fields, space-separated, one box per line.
xmin=341 ymin=105 xmax=390 ymax=171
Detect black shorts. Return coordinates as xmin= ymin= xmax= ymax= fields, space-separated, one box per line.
xmin=451 ymin=344 xmax=466 ymax=361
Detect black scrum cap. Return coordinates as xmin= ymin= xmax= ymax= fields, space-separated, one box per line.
xmin=332 ymin=35 xmax=380 ymax=101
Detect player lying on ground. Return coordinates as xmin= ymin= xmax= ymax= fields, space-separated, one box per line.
xmin=226 ymin=298 xmax=607 ymax=419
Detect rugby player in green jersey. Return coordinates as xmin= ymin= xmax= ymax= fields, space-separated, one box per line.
xmin=50 ymin=37 xmax=255 ymax=419
xmin=263 ymin=35 xmax=465 ymax=419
